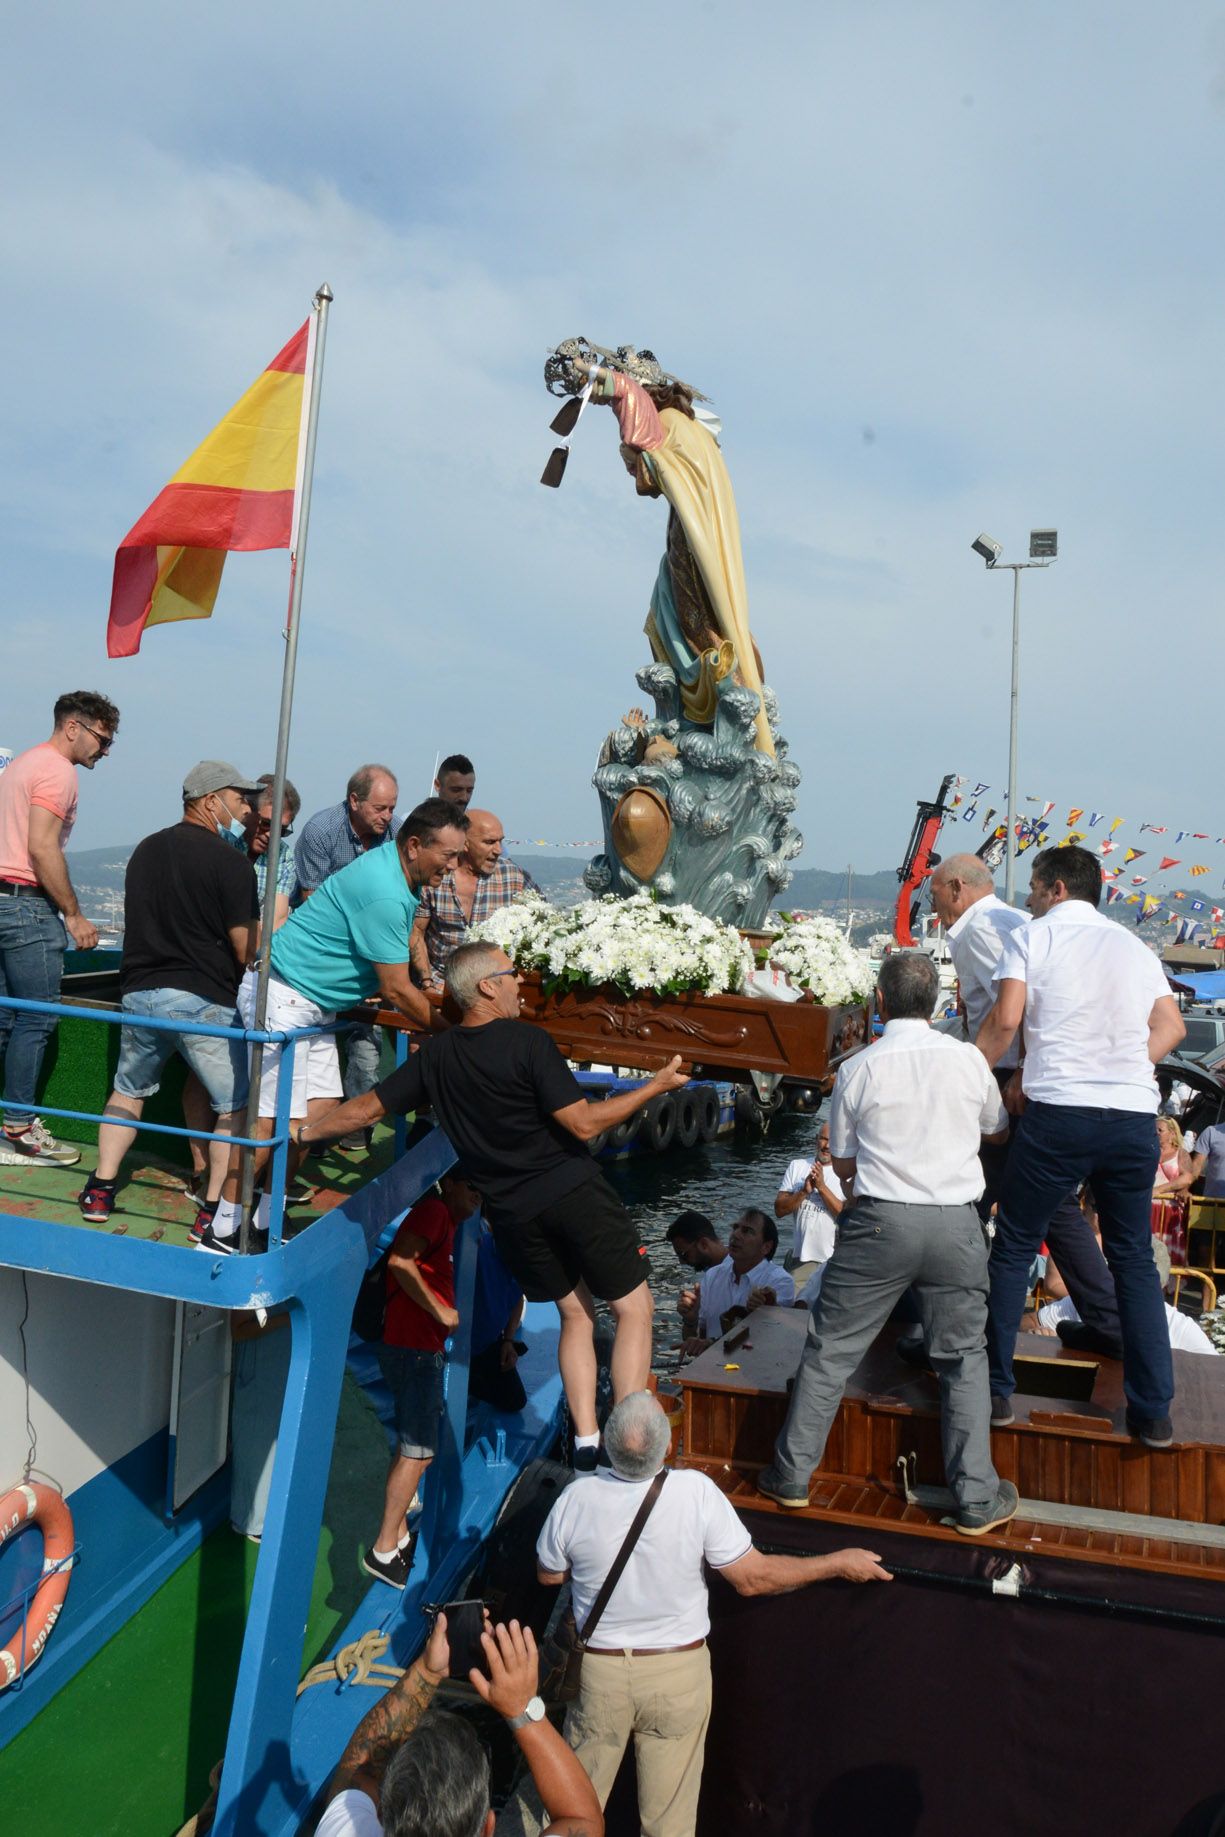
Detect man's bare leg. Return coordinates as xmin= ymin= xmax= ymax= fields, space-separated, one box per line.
xmin=95 ymin=1093 xmax=144 ymax=1182
xmin=181 ymin=1071 xmax=216 ymax=1190
xmin=609 ymin=1280 xmax=654 ymax=1401
xmin=375 ymin=1453 xmax=429 ymax=1554
xmin=556 ymin=1283 xmax=599 ymax=1437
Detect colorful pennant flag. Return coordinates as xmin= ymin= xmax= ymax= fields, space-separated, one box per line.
xmin=1099 ymin=840 xmax=1118 ymax=856
xmin=108 ymin=319 xmax=313 ymax=658
xmin=1190 ymin=865 xmax=1209 ymax=877
xmin=1067 ymin=808 xmax=1084 ymax=827
xmin=1131 ymin=875 xmax=1148 ymax=885
xmin=1159 ymin=857 xmax=1180 ymax=871
xmin=1088 ymin=812 xmax=1103 ymax=828
xmin=1109 ymin=818 xmax=1124 ymax=833
xmin=1104 ymin=886 xmax=1123 ymax=904
xmin=1123 ymin=848 xmax=1144 ymax=865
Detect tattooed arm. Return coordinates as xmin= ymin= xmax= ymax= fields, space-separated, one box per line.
xmin=324 ymin=1614 xmax=450 ymax=1807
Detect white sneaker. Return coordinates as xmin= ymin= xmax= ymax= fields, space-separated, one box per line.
xmin=1 ymin=1118 xmax=81 ymax=1166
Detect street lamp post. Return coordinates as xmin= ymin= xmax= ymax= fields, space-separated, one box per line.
xmin=971 ymin=529 xmax=1058 ymax=905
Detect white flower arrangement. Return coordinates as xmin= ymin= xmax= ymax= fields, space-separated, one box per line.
xmin=1199 ymin=1306 xmax=1225 ymax=1355
xmin=764 ymin=914 xmax=876 ymax=1007
xmin=469 ymin=890 xmax=755 ymax=998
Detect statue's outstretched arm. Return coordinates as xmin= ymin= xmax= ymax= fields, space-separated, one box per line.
xmin=569 ymin=359 xmax=663 ymax=452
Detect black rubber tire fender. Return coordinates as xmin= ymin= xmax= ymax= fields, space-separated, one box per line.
xmin=674 ymin=1090 xmax=701 ymax=1150
xmin=609 ymin=1114 xmax=640 ymax=1150
xmin=642 ymin=1093 xmax=677 ymax=1152
xmin=696 ymin=1086 xmax=721 ymax=1143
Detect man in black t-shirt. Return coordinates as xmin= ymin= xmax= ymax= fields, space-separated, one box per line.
xmin=77 ymin=761 xmax=262 ymax=1243
xmin=301 ymin=940 xmax=690 ymax=1468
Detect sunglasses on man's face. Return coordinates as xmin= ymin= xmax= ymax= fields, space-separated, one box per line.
xmin=77 ymin=722 xmax=114 ymax=751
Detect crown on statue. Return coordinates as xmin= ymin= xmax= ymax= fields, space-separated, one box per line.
xmin=544 ymin=337 xmax=708 ymax=401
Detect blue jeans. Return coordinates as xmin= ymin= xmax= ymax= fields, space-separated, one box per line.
xmin=0 ymin=896 xmax=66 ymax=1124
xmin=990 ymin=1101 xmax=1172 ymax=1420
xmin=114 ymin=988 xmax=248 ymax=1113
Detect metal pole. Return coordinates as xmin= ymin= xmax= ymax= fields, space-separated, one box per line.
xmin=238 ymin=283 xmax=333 ymax=1254
xmin=1005 ymin=564 xmax=1021 ymax=906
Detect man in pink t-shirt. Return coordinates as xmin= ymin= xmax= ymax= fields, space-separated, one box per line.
xmin=0 ymin=689 xmax=120 ymax=1165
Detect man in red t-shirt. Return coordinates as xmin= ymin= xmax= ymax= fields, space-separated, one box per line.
xmin=365 ymin=1165 xmax=482 ymax=1590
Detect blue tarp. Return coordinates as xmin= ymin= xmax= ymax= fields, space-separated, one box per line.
xmin=1167 ymin=969 xmax=1225 ymax=1000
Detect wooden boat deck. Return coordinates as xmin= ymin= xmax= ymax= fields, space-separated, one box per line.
xmin=678 ymin=1304 xmax=1225 ymax=1582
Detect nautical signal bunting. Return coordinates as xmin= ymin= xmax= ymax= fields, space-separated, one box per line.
xmin=107 ymin=320 xmax=315 ymax=658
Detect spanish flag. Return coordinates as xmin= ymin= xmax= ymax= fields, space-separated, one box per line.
xmin=107 ymin=320 xmax=313 ymax=657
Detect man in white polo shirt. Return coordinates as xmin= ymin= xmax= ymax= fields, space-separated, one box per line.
xmin=757 ymin=950 xmax=1015 ymax=1536
xmin=931 ymin=853 xmax=1122 ymax=1357
xmin=976 ymin=844 xmax=1186 ymax=1448
xmin=775 ymin=1119 xmax=844 ymax=1290
xmin=537 ymin=1390 xmax=890 ymax=1837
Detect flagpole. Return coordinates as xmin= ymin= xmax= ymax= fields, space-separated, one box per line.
xmin=239 ymin=283 xmax=333 ymax=1254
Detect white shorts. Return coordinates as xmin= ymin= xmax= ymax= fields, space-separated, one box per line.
xmin=238 ymin=971 xmax=342 ymax=1120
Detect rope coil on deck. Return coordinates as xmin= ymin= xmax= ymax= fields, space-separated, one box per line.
xmin=297 ymin=1628 xmax=405 ymax=1695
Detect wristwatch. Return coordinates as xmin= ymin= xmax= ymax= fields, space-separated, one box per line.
xmin=505 ymin=1695 xmax=546 ymax=1730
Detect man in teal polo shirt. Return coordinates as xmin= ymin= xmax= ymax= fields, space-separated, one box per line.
xmin=205 ymin=799 xmax=466 ymax=1249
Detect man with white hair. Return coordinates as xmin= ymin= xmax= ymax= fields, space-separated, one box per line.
xmin=930 ymin=852 xmax=1123 ymax=1370
xmin=301 ymin=941 xmax=690 ymax=1469
xmin=537 ymin=1391 xmax=890 ymax=1837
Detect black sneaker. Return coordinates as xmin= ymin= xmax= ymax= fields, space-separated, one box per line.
xmin=361 ymin=1546 xmax=409 ymax=1589
xmin=990 ymin=1395 xmax=1015 ymax=1427
xmin=190 ymin=1200 xmax=219 ymax=1243
xmin=895 ymin=1335 xmax=933 ymax=1372
xmin=195 ymin=1223 xmax=269 ymax=1256
xmin=955 ymin=1480 xmax=1019 ymax=1537
xmin=1125 ymin=1411 xmax=1174 ymax=1449
xmin=77 ymin=1179 xmax=117 ymax=1223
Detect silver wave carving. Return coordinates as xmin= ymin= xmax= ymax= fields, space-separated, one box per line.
xmin=589 ymin=663 xmax=802 ymax=930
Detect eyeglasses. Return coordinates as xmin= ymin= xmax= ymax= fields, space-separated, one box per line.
xmin=76 ymin=723 xmax=114 ymax=752
xmin=256 ymin=817 xmax=294 ymax=836
xmin=484 ymin=969 xmax=519 ymax=982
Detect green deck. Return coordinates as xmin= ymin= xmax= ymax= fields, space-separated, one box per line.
xmin=0 ymin=1126 xmax=405 ymax=1835
xmin=0 ymin=1373 xmax=389 ymax=1836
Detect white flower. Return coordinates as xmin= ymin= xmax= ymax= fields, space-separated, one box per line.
xmin=766 ymin=915 xmax=875 ymax=1006
xmin=469 ymin=890 xmax=754 ymax=997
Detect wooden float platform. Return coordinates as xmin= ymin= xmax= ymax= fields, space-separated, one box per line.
xmin=678 ymin=1306 xmax=1225 ymax=1582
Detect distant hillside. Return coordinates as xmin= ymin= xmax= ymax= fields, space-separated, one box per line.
xmin=65 ymin=845 xmax=899 ymax=930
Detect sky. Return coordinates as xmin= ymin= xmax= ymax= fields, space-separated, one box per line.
xmin=3 ymin=2 xmax=1224 ymax=881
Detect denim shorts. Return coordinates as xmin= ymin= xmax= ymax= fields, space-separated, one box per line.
xmin=114 ymin=988 xmax=249 ymax=1114
xmin=376 ymin=1344 xmax=446 ymax=1459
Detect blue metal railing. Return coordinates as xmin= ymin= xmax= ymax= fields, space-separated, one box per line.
xmin=0 ymin=993 xmax=350 ymax=1249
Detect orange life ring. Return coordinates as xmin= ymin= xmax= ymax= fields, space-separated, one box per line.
xmin=0 ymin=1482 xmax=74 ymax=1688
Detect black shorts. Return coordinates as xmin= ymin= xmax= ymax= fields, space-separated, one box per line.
xmin=492 ymin=1173 xmax=651 ymax=1305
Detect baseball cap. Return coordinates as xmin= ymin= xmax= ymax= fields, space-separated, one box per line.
xmin=182 ymin=760 xmax=264 ymax=801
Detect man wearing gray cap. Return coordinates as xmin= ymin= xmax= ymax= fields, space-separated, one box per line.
xmin=77 ymin=762 xmax=261 ymax=1238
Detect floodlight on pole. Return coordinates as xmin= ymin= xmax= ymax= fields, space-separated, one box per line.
xmin=969 ymin=528 xmax=1058 ymax=905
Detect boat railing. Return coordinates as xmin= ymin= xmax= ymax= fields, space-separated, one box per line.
xmin=0 ymin=990 xmax=362 ymax=1249
xmin=0 ymin=988 xmax=469 ymax=1834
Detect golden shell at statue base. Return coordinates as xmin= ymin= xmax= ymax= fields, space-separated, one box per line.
xmin=611 ymin=787 xmax=672 ymax=882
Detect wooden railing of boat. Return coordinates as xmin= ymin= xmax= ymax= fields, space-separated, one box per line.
xmin=676 ymin=1305 xmax=1225 ymax=1583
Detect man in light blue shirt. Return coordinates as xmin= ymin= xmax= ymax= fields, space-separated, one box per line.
xmin=213 ymin=800 xmax=466 ymax=1250
xmin=294 ymin=764 xmax=400 ymax=1118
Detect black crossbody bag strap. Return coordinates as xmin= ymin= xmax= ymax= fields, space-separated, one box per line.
xmin=578 ymin=1470 xmax=667 ymax=1646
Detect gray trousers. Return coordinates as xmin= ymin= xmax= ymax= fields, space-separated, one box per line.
xmin=341 ymin=1021 xmax=382 ymax=1102
xmin=773 ymin=1196 xmax=1000 ymax=1512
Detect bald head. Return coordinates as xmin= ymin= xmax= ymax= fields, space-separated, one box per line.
xmin=930 ymin=853 xmax=995 ymax=928
xmin=463 ymin=808 xmax=505 ymax=876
